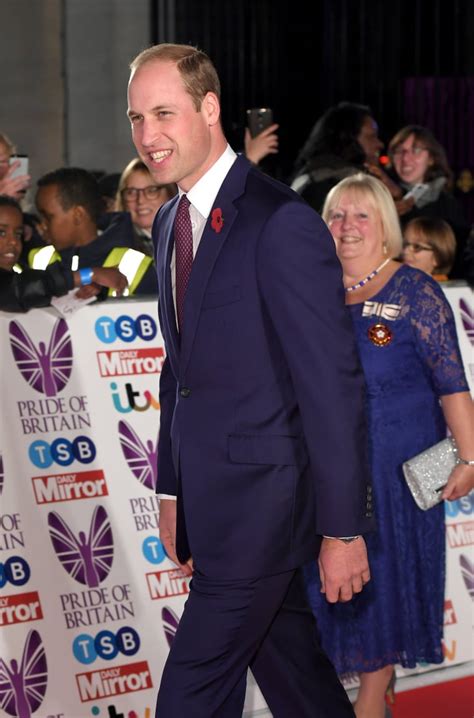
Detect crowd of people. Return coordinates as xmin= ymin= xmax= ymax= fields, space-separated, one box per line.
xmin=1 ymin=45 xmax=473 ymax=718
xmin=0 ymin=100 xmax=472 ymax=313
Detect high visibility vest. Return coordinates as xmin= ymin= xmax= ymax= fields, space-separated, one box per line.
xmin=28 ymin=245 xmax=60 ymax=269
xmin=102 ymin=248 xmax=153 ymax=296
xmin=27 ymin=245 xmax=152 ymax=296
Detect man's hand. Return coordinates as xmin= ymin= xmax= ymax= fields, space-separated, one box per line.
xmin=318 ymin=537 xmax=370 ymax=603
xmin=159 ymin=498 xmax=193 ymax=576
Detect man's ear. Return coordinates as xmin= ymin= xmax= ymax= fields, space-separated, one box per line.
xmin=202 ymin=92 xmax=221 ymax=127
xmin=72 ymin=205 xmax=88 ymax=225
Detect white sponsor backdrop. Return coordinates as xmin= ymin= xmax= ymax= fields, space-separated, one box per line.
xmin=0 ymin=283 xmax=472 ymax=718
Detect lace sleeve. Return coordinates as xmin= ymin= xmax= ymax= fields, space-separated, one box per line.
xmin=409 ymin=275 xmax=469 ymax=396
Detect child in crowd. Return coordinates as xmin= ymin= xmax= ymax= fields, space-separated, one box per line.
xmin=0 ymin=195 xmax=127 ymax=312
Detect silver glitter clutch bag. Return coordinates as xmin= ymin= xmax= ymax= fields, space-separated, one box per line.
xmin=402 ymin=438 xmax=457 ymax=510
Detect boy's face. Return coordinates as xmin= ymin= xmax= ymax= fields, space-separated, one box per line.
xmin=35 ymin=184 xmax=79 ymax=250
xmin=0 ymin=205 xmax=22 ymax=271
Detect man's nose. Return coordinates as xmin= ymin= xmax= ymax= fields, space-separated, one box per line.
xmin=140 ymin=120 xmax=159 ymax=147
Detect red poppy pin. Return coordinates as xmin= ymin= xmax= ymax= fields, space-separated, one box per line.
xmin=211 ymin=207 xmax=224 ymax=233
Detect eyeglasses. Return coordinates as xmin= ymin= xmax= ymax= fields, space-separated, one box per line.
xmin=121 ymin=185 xmax=163 ymax=201
xmin=393 ymin=146 xmax=428 ymax=158
xmin=402 ymin=241 xmax=433 ymax=253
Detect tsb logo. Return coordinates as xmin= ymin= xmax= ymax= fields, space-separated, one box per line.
xmin=95 ymin=315 xmax=157 ymax=344
xmin=29 ymin=436 xmax=96 ymax=469
xmin=445 ymin=494 xmax=474 ymax=518
xmin=73 ymin=627 xmax=140 ymax=664
xmin=0 ymin=555 xmax=31 ymax=587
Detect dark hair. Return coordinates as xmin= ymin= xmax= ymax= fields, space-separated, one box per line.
xmin=0 ymin=194 xmax=22 ymax=214
xmin=388 ymin=125 xmax=453 ymax=187
xmin=292 ymin=101 xmax=373 ymax=176
xmin=37 ymin=167 xmax=104 ymax=223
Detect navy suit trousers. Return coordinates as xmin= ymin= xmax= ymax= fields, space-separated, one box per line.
xmin=155 ymin=567 xmax=354 ymax=717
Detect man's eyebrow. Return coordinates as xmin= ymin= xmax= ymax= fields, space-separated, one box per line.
xmin=128 ymin=104 xmax=176 ymax=118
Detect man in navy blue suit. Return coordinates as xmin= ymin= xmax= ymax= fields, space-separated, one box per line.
xmin=127 ymin=43 xmax=375 ymax=717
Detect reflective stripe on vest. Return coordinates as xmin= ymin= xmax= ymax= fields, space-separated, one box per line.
xmin=103 ymin=247 xmax=153 ymax=296
xmin=28 ymin=245 xmax=60 ymax=269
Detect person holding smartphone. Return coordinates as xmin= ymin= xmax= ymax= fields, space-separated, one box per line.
xmin=244 ymin=107 xmax=279 ymax=166
xmin=0 ymin=132 xmax=30 ymax=200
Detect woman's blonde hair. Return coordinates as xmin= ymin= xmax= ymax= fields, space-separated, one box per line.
xmin=322 ymin=173 xmax=403 ymax=257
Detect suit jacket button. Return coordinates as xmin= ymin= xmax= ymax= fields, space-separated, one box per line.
xmin=180 ymin=387 xmax=191 ymax=398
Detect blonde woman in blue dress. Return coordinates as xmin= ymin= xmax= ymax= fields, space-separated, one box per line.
xmin=305 ymin=173 xmax=474 ymax=718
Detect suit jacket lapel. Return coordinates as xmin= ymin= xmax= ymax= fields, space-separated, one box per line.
xmin=180 ymin=156 xmax=250 ymax=376
xmin=155 ymin=196 xmax=180 ymax=376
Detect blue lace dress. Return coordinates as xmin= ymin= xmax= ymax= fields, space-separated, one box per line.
xmin=304 ymin=264 xmax=469 ymax=673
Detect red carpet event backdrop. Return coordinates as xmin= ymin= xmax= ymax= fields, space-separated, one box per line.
xmin=0 ymin=286 xmax=472 ymax=718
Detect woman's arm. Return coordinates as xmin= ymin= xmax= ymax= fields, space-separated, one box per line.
xmin=440 ymin=391 xmax=474 ymax=500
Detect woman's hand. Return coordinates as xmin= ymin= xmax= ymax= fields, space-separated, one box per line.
xmin=442 ymin=463 xmax=474 ymax=501
xmin=0 ymin=160 xmax=31 ymax=199
xmin=244 ymin=124 xmax=279 ymax=165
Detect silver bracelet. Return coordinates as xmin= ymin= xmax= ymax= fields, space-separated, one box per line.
xmin=456 ymin=457 xmax=474 ymax=466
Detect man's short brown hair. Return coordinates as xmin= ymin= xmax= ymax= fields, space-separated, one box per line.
xmin=130 ymin=43 xmax=221 ymax=112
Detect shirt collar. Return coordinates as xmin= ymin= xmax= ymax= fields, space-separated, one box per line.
xmin=181 ymin=145 xmax=237 ymax=218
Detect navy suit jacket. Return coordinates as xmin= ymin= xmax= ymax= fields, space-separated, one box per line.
xmin=153 ymin=155 xmax=374 ymax=579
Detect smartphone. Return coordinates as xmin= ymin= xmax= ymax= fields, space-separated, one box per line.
xmin=9 ymin=155 xmax=29 ymax=179
xmin=403 ymin=183 xmax=429 ymax=203
xmin=246 ymin=108 xmax=273 ymax=138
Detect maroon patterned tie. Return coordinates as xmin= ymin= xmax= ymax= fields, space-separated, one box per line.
xmin=174 ymin=194 xmax=193 ymax=332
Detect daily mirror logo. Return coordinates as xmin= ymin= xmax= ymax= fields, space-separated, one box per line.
xmin=47 ymin=505 xmax=114 ymax=587
xmin=76 ymin=661 xmax=152 ymax=702
xmin=32 ymin=470 xmax=108 ymax=505
xmin=146 ymin=569 xmax=191 ymax=600
xmin=9 ymin=318 xmax=73 ymax=397
xmin=97 ymin=348 xmax=164 ymax=377
xmin=0 ymin=629 xmax=47 ymax=718
xmin=0 ymin=591 xmax=44 ymax=627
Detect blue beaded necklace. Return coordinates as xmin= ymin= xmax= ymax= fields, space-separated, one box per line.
xmin=345 ymin=257 xmax=391 ymax=293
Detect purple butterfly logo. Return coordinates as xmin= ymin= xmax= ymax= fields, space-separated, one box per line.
xmin=9 ymin=318 xmax=73 ymax=397
xmin=47 ymin=505 xmax=114 ymax=587
xmin=459 ymin=553 xmax=474 ymax=600
xmin=161 ymin=607 xmax=180 ymax=648
xmin=0 ymin=629 xmax=47 ymax=718
xmin=459 ymin=299 xmax=474 ymax=346
xmin=0 ymin=453 xmax=4 ymax=496
xmin=118 ymin=420 xmax=158 ymax=490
